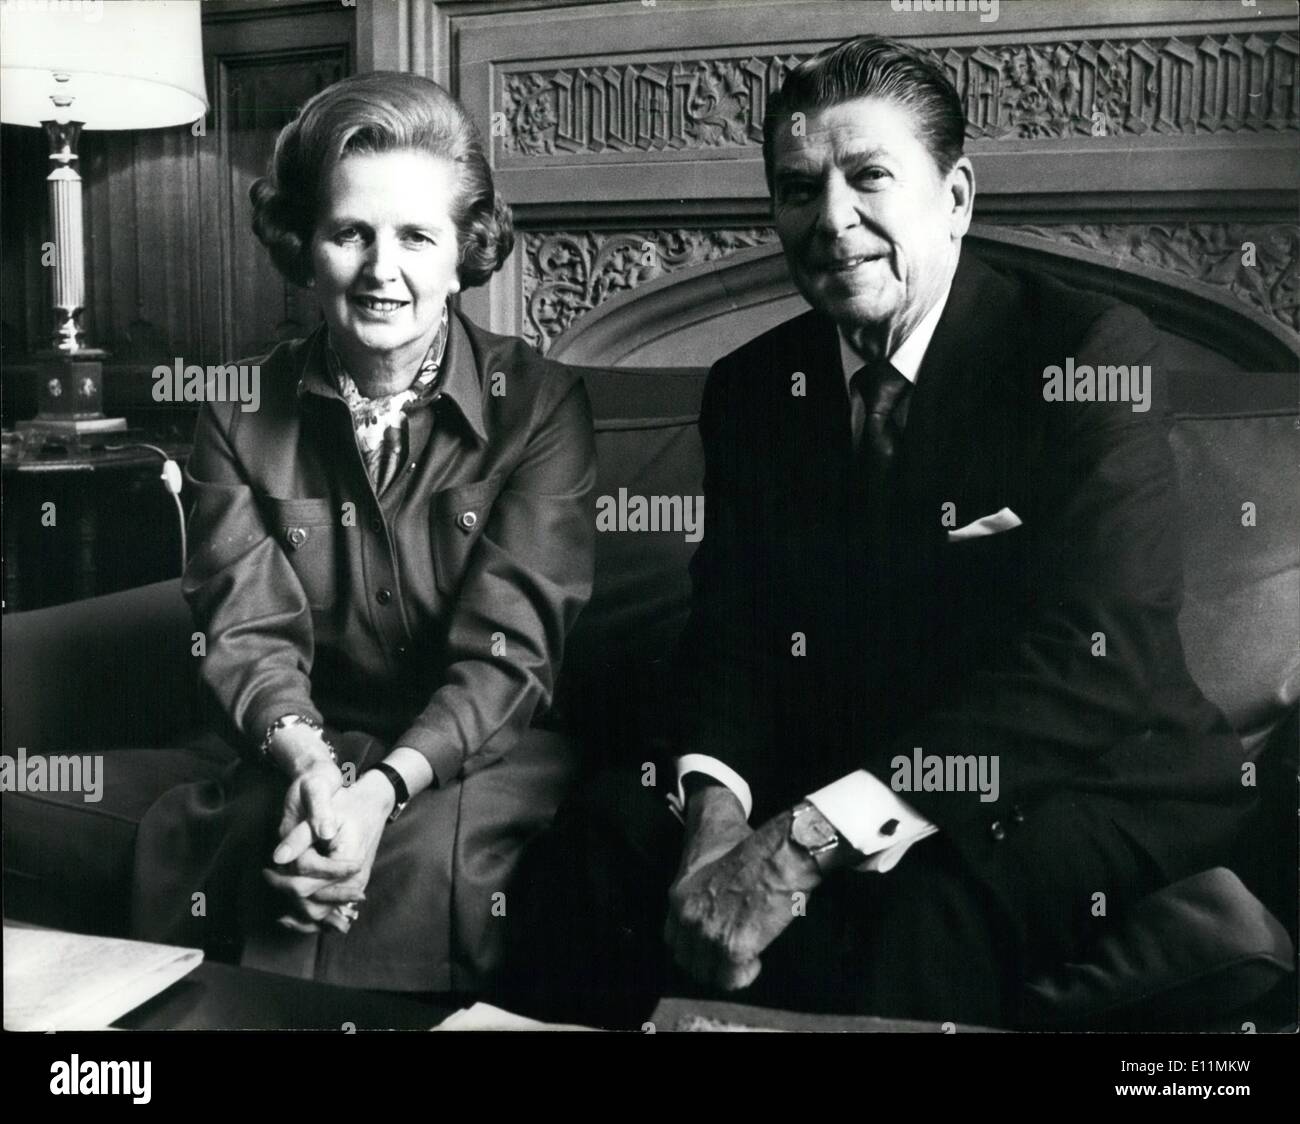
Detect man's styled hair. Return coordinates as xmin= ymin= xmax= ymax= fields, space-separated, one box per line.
xmin=250 ymin=71 xmax=514 ymax=289
xmin=762 ymin=36 xmax=966 ymax=188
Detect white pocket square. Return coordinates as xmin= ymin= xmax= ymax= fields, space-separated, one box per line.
xmin=947 ymin=506 xmax=1023 ymax=543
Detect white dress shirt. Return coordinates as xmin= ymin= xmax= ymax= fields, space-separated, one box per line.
xmin=673 ymin=281 xmax=954 ymax=872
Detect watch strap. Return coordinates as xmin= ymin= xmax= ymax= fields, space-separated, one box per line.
xmin=371 ymin=762 xmax=410 ymax=822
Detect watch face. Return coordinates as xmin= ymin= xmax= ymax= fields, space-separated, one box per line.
xmin=794 ymin=809 xmax=836 ymax=850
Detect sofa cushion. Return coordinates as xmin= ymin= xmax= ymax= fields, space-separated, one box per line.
xmin=1 ymin=740 xmax=235 ymax=937
xmin=1019 ymin=867 xmax=1295 ymax=1030
xmin=1171 ymin=413 xmax=1300 ymax=754
xmin=1 ymin=578 xmax=197 ymax=754
xmin=574 ymin=366 xmax=706 ymax=672
xmin=554 ymin=368 xmax=706 ymax=752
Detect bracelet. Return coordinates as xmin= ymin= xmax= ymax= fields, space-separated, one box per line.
xmin=259 ymin=714 xmax=338 ymax=765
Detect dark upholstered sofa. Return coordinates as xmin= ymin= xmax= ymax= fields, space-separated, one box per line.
xmin=4 ymin=350 xmax=1297 ymax=1031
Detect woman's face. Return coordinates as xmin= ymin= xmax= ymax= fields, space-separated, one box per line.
xmin=310 ymin=148 xmax=462 ymax=390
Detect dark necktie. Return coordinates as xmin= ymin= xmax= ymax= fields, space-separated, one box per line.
xmin=850 ymin=360 xmax=912 ymax=602
xmin=851 ymin=360 xmax=911 ymax=472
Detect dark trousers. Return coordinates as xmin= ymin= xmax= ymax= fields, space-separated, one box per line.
xmin=492 ymin=767 xmax=1168 ymax=1030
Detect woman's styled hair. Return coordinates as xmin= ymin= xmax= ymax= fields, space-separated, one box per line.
xmin=762 ymin=36 xmax=966 ymax=187
xmin=250 ymin=71 xmax=514 ymax=289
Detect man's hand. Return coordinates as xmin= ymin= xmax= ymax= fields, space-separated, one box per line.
xmin=677 ymin=781 xmax=753 ymax=877
xmin=665 ymin=796 xmax=822 ymax=992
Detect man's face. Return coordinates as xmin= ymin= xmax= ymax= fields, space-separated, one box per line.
xmin=770 ymin=95 xmax=972 ymax=347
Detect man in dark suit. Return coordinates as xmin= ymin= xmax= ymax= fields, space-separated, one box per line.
xmin=497 ymin=35 xmax=1254 ymax=1028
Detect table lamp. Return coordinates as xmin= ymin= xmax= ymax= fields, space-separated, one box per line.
xmin=1 ymin=0 xmax=208 ymax=438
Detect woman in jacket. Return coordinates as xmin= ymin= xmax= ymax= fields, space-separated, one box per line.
xmin=132 ymin=71 xmax=596 ymax=993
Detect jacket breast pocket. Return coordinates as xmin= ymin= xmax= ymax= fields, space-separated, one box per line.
xmin=941 ymin=524 xmax=1029 ymax=592
xmin=430 ymin=476 xmax=502 ymax=596
xmin=261 ymin=496 xmax=340 ymax=610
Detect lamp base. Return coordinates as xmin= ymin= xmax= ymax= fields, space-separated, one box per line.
xmin=20 ymin=416 xmax=129 ymax=435
xmin=24 ymin=351 xmax=127 ymax=437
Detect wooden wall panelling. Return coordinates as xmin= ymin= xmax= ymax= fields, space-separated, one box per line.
xmin=0 ymin=124 xmax=53 ymax=365
xmin=359 ymin=0 xmax=446 ymax=80
xmin=176 ymin=2 xmax=354 ymax=366
xmin=212 ymin=46 xmax=352 ymax=362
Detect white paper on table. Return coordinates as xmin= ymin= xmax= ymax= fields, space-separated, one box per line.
xmin=433 ymin=1001 xmax=599 ymax=1031
xmin=3 ymin=923 xmax=202 ymax=1031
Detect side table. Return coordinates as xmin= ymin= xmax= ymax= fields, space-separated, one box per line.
xmin=1 ymin=433 xmax=189 ymax=612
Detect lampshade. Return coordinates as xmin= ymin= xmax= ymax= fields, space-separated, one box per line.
xmin=0 ymin=0 xmax=207 ymax=130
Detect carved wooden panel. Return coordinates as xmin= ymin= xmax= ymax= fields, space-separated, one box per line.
xmin=499 ymin=32 xmax=1300 ymax=161
xmin=1003 ymin=222 xmax=1300 ymax=336
xmin=521 ymin=228 xmax=778 ymax=351
xmin=523 ymin=221 xmax=1300 ymax=355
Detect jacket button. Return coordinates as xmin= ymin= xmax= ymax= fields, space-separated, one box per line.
xmin=457 ymin=511 xmax=478 ymax=532
xmin=989 ymin=820 xmax=1006 ymax=842
xmin=1010 ymin=804 xmax=1025 ymax=824
xmin=376 ymin=588 xmax=392 ymax=605
xmin=286 ymin=527 xmax=308 ymax=550
xmin=369 ymin=516 xmax=383 ymax=534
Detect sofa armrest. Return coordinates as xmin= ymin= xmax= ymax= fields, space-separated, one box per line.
xmin=1019 ymin=867 xmax=1295 ymax=1031
xmin=2 ymin=579 xmax=198 ymax=753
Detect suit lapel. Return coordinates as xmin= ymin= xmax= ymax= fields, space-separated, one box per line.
xmin=896 ymin=247 xmax=1018 ymax=537
xmin=773 ymin=309 xmax=853 ymax=499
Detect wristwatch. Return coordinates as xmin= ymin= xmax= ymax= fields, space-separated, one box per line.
xmin=789 ymin=801 xmax=855 ymax=873
xmin=370 ymin=762 xmax=410 ymax=823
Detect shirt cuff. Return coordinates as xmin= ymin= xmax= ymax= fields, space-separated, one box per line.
xmin=807 ymin=770 xmax=939 ymax=874
xmin=668 ymin=754 xmax=754 ymax=822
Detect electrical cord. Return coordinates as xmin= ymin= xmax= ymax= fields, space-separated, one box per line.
xmin=104 ymin=443 xmax=187 ymax=571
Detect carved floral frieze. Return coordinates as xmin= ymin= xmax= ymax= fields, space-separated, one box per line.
xmin=520 ymin=222 xmax=1299 ymax=350
xmin=521 ymin=228 xmax=778 ymax=350
xmin=1007 ymin=222 xmax=1300 ymax=334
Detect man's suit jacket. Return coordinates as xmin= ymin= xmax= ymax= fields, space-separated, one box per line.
xmin=679 ymin=247 xmax=1253 ymax=916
